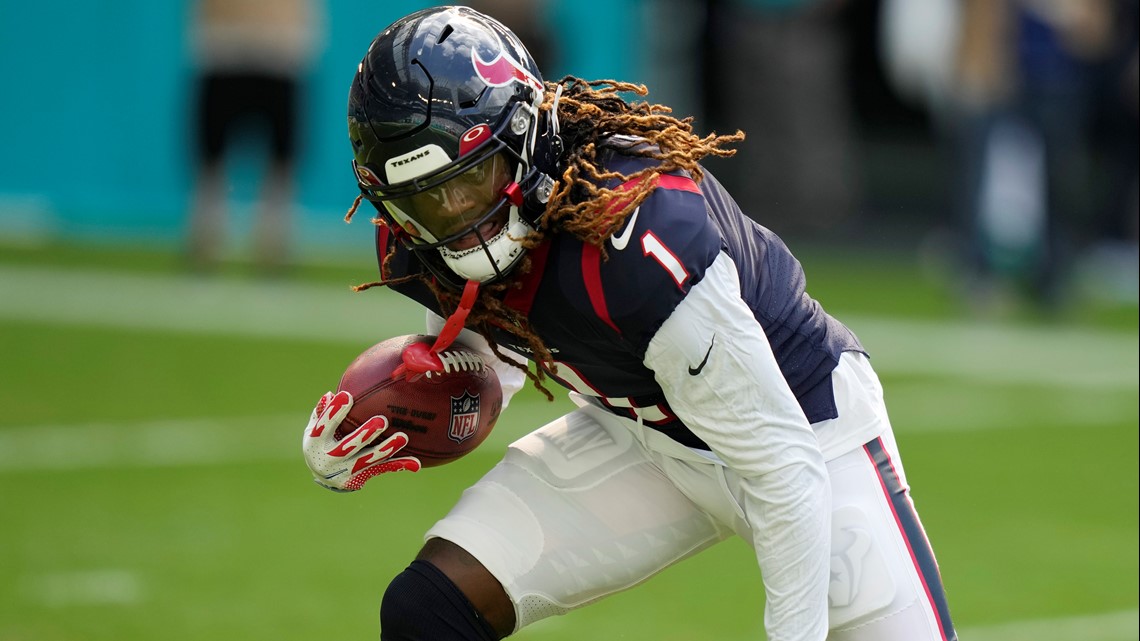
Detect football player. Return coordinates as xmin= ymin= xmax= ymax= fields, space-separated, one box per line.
xmin=301 ymin=6 xmax=959 ymax=641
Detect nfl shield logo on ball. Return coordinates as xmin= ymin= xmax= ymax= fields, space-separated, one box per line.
xmin=448 ymin=391 xmax=481 ymax=443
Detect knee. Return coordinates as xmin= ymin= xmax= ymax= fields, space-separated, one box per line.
xmin=380 ymin=560 xmax=500 ymax=641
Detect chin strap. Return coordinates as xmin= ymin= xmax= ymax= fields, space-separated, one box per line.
xmin=550 ymin=82 xmax=563 ymax=137
xmin=394 ymin=279 xmax=481 ymax=381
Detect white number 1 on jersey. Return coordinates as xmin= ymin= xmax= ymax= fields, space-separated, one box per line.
xmin=641 ymin=231 xmax=689 ymax=289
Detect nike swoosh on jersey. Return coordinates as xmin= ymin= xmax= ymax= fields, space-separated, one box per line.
xmin=609 ymin=206 xmax=641 ymax=250
xmin=688 ymin=335 xmax=715 ymax=375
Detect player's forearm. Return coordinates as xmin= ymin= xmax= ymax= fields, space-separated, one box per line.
xmin=742 ymin=453 xmax=831 ymax=641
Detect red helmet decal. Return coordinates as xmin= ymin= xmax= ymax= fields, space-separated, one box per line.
xmin=459 ymin=124 xmax=492 ymax=156
xmin=355 ymin=164 xmax=383 ymax=187
xmin=471 ymin=48 xmax=543 ymax=94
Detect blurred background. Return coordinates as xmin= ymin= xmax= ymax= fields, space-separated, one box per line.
xmin=0 ymin=0 xmax=1136 ymax=308
xmin=0 ymin=1 xmax=1137 ymax=640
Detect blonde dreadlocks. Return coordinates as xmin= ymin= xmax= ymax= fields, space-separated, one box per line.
xmin=346 ymin=77 xmax=744 ymax=400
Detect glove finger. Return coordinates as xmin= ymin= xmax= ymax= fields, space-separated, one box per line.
xmin=342 ymin=455 xmax=422 ymax=491
xmin=326 ymin=415 xmax=390 ymax=458
xmin=369 ymin=429 xmax=410 ymax=460
xmin=345 ymin=430 xmax=408 ymax=472
xmin=303 ymin=392 xmax=334 ymax=453
xmin=383 ymin=456 xmax=421 ymax=473
xmin=357 ymin=414 xmax=391 ymax=438
xmin=309 ymin=390 xmax=354 ymax=439
xmin=311 ymin=391 xmax=335 ymax=421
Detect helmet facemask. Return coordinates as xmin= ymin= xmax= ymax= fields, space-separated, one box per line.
xmin=356 ymin=100 xmax=547 ymax=286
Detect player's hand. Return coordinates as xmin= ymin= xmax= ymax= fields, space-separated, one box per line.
xmin=301 ymin=391 xmax=421 ymax=492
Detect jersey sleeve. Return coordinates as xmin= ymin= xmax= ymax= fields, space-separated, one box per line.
xmin=586 ymin=173 xmax=723 ymax=355
xmin=644 ymin=251 xmax=831 ymax=641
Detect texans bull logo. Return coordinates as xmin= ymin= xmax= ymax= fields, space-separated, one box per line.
xmin=448 ymin=391 xmax=481 ymax=443
xmin=471 ymin=47 xmax=543 ymax=94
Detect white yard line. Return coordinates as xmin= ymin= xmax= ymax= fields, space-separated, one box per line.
xmin=1 ymin=264 xmax=1135 ymax=390
xmin=0 ymin=416 xmax=298 ymax=472
xmin=0 ymin=264 xmax=423 ymax=343
xmin=0 ymin=414 xmax=531 ymax=473
xmin=22 ymin=569 xmax=144 ymax=607
xmin=843 ymin=315 xmax=1139 ymax=390
xmin=959 ymin=608 xmax=1139 ymax=641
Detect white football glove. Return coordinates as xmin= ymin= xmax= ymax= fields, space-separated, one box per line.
xmin=301 ymin=390 xmax=421 ymax=492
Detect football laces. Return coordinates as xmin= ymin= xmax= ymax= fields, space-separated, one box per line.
xmin=436 ymin=350 xmax=486 ymax=374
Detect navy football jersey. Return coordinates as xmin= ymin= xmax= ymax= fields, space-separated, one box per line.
xmin=379 ymin=148 xmax=863 ymax=450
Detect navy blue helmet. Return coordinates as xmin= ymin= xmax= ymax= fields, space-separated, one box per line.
xmin=348 ymin=6 xmax=558 ymax=288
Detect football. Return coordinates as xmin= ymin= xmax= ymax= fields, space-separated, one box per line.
xmin=333 ymin=334 xmax=502 ymax=468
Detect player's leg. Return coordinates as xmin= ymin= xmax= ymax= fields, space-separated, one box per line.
xmin=187 ymin=72 xmax=234 ymax=270
xmin=817 ymin=353 xmax=958 ymax=641
xmin=253 ymin=74 xmax=297 ymax=273
xmin=823 ymin=429 xmax=957 ymax=641
xmin=381 ymin=403 xmax=738 ymax=638
xmin=380 ymin=545 xmax=505 ymax=640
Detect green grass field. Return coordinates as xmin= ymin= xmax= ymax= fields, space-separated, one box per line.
xmin=1 ymin=240 xmax=1136 ymax=640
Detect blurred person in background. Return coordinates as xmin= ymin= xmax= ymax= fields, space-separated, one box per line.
xmin=646 ymin=0 xmax=857 ymax=237
xmin=185 ymin=0 xmax=324 ymax=274
xmin=945 ymin=0 xmax=1120 ymax=311
xmin=1082 ymin=0 xmax=1138 ymax=303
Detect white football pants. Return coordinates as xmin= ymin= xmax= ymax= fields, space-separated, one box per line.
xmin=426 ymin=353 xmax=957 ymax=640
